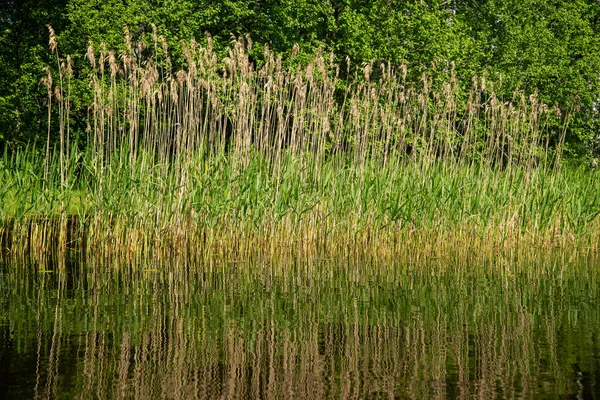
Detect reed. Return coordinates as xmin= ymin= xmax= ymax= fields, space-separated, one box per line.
xmin=0 ymin=26 xmax=598 ymax=264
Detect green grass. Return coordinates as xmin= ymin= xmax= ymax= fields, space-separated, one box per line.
xmin=1 ymin=145 xmax=599 ymax=264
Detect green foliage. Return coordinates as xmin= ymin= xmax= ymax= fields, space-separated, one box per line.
xmin=1 ymin=0 xmax=600 ymax=159
xmin=0 ymin=0 xmax=68 ymax=148
xmin=332 ymin=1 xmax=476 ymax=71
xmin=459 ymin=0 xmax=600 ymax=154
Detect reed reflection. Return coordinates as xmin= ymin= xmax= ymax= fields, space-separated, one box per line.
xmin=0 ymin=261 xmax=597 ymax=399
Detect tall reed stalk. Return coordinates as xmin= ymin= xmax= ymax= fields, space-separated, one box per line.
xmin=58 ymin=27 xmax=565 ymax=177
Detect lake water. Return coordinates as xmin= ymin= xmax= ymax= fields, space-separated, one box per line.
xmin=0 ymin=259 xmax=598 ymax=398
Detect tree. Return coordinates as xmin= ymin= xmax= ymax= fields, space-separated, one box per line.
xmin=458 ymin=0 xmax=600 ymax=157
xmin=2 ymin=0 xmax=599 ymax=159
xmin=0 ymin=0 xmax=68 ymax=148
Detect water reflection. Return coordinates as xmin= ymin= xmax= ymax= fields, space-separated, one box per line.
xmin=0 ymin=261 xmax=598 ymax=398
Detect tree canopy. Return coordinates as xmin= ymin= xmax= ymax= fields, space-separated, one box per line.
xmin=1 ymin=0 xmax=599 ymax=159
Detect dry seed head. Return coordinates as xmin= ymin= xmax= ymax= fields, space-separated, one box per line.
xmin=490 ymin=93 xmax=497 ymax=107
xmin=293 ymin=73 xmax=303 ymax=89
xmin=141 ymin=74 xmax=151 ymax=94
xmin=267 ymin=52 xmax=274 ymax=70
xmin=237 ymin=49 xmax=250 ymax=75
xmin=42 ymin=66 xmax=53 ymax=90
xmin=181 ymin=41 xmax=191 ymax=63
xmin=137 ymin=38 xmax=146 ymax=58
xmin=100 ymin=42 xmax=107 ymax=64
xmin=54 ymin=86 xmax=62 ymax=102
xmin=233 ymin=37 xmax=243 ymax=53
xmin=401 ymin=62 xmax=407 ymax=81
xmin=291 ymin=43 xmax=299 ymax=57
xmin=124 ymin=25 xmax=132 ymax=54
xmin=157 ymin=85 xmax=163 ymax=104
xmin=40 ymin=76 xmax=50 ymax=95
xmin=443 ymin=82 xmax=452 ymax=97
xmin=190 ymin=38 xmax=197 ymax=55
xmin=206 ymin=33 xmax=213 ymax=53
xmin=86 ymin=43 xmax=96 ymax=68
xmin=529 ymin=89 xmax=538 ymax=105
xmin=316 ymin=55 xmax=326 ymax=74
xmin=151 ymin=23 xmax=158 ymax=45
xmin=188 ymin=58 xmax=197 ymax=77
xmin=176 ymin=70 xmax=187 ymax=86
xmin=306 ymin=62 xmax=313 ymax=80
xmin=66 ymin=55 xmax=73 ymax=77
xmin=245 ymin=34 xmax=253 ymax=52
xmin=553 ymin=103 xmax=562 ymax=117
xmin=224 ymin=57 xmax=235 ymax=76
xmin=108 ymin=51 xmax=119 ymax=77
xmin=363 ymin=63 xmax=371 ymax=82
xmin=120 ymin=51 xmax=132 ymax=74
xmin=170 ymin=79 xmax=179 ymax=103
xmin=351 ymin=98 xmax=359 ymax=120
xmin=160 ymin=36 xmax=168 ymax=55
xmin=200 ymin=78 xmax=211 ymax=90
xmin=46 ymin=25 xmax=57 ymax=52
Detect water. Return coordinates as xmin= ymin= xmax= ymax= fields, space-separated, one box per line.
xmin=0 ymin=260 xmax=599 ymax=398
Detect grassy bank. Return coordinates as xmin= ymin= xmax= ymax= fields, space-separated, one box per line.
xmin=1 ymin=150 xmax=599 ymax=264
xmin=1 ymin=30 xmax=598 ymax=264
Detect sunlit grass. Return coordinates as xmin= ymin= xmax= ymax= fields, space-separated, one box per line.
xmin=1 ymin=146 xmax=599 ymax=264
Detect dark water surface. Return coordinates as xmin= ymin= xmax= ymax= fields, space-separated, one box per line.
xmin=0 ymin=259 xmax=599 ymax=399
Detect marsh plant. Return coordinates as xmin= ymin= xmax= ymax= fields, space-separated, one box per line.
xmin=1 ymin=25 xmax=598 ymax=264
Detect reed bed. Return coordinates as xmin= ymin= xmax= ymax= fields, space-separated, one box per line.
xmin=1 ymin=26 xmax=598 ymax=264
